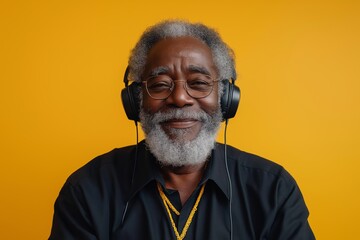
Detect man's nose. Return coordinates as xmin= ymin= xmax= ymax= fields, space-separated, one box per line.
xmin=165 ymin=80 xmax=194 ymax=108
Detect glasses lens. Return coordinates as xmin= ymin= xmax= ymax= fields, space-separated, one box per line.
xmin=186 ymin=77 xmax=214 ymax=98
xmin=145 ymin=76 xmax=173 ymax=99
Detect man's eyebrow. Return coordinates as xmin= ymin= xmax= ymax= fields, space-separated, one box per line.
xmin=148 ymin=66 xmax=170 ymax=77
xmin=188 ymin=65 xmax=211 ymax=76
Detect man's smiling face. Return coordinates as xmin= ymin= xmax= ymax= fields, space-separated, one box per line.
xmin=139 ymin=36 xmax=222 ymax=167
xmin=141 ymin=36 xmax=220 ymax=142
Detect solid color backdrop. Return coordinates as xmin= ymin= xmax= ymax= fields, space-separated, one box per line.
xmin=1 ymin=0 xmax=359 ymax=239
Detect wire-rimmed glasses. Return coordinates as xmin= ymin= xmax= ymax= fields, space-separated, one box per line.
xmin=142 ymin=75 xmax=219 ymax=100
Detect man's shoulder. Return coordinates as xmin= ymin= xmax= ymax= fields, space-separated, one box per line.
xmin=66 ymin=144 xmax=138 ymax=186
xmin=216 ymin=143 xmax=294 ymax=184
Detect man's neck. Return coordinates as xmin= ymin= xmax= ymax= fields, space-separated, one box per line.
xmin=160 ymin=162 xmax=207 ymax=206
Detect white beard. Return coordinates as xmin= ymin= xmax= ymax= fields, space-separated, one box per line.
xmin=139 ymin=108 xmax=222 ymax=167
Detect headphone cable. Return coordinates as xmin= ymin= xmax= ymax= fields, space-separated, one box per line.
xmin=121 ymin=120 xmax=139 ymax=225
xmin=224 ymin=119 xmax=233 ymax=240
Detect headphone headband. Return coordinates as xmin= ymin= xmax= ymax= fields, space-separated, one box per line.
xmin=123 ymin=66 xmax=130 ymax=87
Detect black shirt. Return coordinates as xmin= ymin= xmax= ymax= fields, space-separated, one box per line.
xmin=49 ymin=141 xmax=315 ymax=239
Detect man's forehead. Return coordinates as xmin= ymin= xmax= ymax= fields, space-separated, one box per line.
xmin=143 ymin=37 xmax=216 ymax=72
xmin=147 ymin=65 xmax=212 ymax=77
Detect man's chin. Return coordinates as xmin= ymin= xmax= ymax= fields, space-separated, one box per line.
xmin=144 ymin=124 xmax=218 ymax=167
xmin=162 ymin=128 xmax=199 ymax=143
xmin=140 ymin=107 xmax=222 ymax=167
xmin=161 ymin=122 xmax=202 ymax=143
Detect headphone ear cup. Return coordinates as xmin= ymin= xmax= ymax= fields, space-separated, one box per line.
xmin=121 ymin=82 xmax=141 ymax=122
xmin=220 ymin=79 xmax=241 ymax=120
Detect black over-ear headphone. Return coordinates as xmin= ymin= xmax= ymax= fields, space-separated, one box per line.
xmin=121 ymin=66 xmax=241 ymax=122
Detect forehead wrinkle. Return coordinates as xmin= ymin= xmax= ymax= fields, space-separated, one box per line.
xmin=187 ymin=65 xmax=211 ymax=76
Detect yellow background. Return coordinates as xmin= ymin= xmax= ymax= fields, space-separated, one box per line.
xmin=1 ymin=0 xmax=359 ymax=239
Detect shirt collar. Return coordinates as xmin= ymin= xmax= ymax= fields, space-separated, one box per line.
xmin=128 ymin=141 xmax=230 ymax=200
xmin=127 ymin=141 xmax=162 ymax=201
xmin=202 ymin=143 xmax=230 ymax=199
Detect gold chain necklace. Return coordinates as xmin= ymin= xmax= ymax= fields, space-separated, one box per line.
xmin=156 ymin=182 xmax=206 ymax=240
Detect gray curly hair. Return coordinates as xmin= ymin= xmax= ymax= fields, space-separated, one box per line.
xmin=128 ymin=20 xmax=236 ymax=84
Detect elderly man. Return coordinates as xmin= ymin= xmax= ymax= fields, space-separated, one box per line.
xmin=49 ymin=20 xmax=315 ymax=239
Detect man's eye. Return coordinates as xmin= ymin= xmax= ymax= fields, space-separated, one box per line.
xmin=188 ymin=79 xmax=210 ymax=85
xmin=187 ymin=79 xmax=212 ymax=91
xmin=148 ymin=80 xmax=172 ymax=92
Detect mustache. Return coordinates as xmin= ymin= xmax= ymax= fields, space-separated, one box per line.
xmin=149 ymin=109 xmax=211 ymax=124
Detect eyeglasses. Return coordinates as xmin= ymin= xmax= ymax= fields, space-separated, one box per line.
xmin=142 ymin=75 xmax=219 ymax=100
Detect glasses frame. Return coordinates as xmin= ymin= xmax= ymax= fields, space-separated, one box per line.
xmin=142 ymin=78 xmax=220 ymax=100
